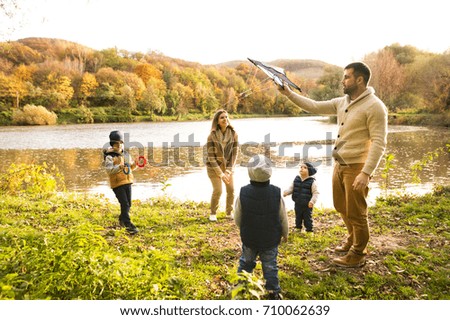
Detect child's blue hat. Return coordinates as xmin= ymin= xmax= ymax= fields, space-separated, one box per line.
xmin=109 ymin=130 xmax=124 ymax=144
xmin=304 ymin=162 xmax=317 ymax=176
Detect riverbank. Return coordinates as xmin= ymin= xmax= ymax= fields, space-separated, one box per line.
xmin=1 ymin=107 xmax=449 ymax=127
xmin=1 ymin=179 xmax=448 ymax=299
xmin=0 ymin=108 xmax=298 ymax=126
xmin=388 ymin=112 xmax=450 ymax=127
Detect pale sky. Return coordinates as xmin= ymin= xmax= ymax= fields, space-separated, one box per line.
xmin=2 ymin=0 xmax=449 ymax=67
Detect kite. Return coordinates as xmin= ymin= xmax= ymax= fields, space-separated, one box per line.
xmin=247 ymin=58 xmax=302 ymax=92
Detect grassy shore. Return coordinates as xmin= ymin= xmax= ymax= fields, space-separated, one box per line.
xmin=388 ymin=112 xmax=450 ymax=127
xmin=1 ymin=183 xmax=448 ymax=300
xmin=55 ymin=110 xmax=450 ymax=127
xmin=2 ymin=106 xmax=448 ymax=127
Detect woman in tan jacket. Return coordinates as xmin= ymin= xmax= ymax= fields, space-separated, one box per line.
xmin=206 ymin=109 xmax=239 ymax=221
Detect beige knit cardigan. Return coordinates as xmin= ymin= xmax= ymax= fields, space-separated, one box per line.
xmin=287 ymin=87 xmax=388 ymax=176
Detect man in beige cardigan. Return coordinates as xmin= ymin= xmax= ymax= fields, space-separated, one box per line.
xmin=279 ymin=62 xmax=388 ymax=267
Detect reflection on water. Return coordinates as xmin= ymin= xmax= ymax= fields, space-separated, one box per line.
xmin=0 ymin=118 xmax=448 ymax=210
xmin=0 ymin=116 xmax=337 ymax=150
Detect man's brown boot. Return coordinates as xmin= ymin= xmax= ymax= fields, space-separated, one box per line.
xmin=332 ymin=251 xmax=366 ymax=268
xmin=334 ymin=243 xmax=352 ymax=253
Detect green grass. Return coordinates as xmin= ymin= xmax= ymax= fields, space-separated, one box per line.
xmin=0 ymin=184 xmax=449 ymax=300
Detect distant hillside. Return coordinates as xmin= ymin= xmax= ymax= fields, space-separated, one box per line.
xmin=217 ymin=59 xmax=340 ymax=80
xmin=0 ymin=37 xmax=206 ymax=70
xmin=1 ymin=37 xmax=338 ymax=80
xmin=0 ymin=37 xmax=96 ymax=69
xmin=271 ymin=59 xmax=339 ymax=80
xmin=17 ymin=38 xmax=95 ymax=59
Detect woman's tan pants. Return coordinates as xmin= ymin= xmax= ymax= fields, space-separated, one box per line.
xmin=207 ymin=168 xmax=234 ymax=215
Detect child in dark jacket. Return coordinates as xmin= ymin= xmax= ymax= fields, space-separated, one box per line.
xmin=103 ymin=130 xmax=138 ymax=234
xmin=284 ymin=162 xmax=319 ymax=232
xmin=234 ymin=155 xmax=289 ymax=300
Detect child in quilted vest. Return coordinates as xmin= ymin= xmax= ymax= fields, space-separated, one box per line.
xmin=284 ymin=162 xmax=319 ymax=232
xmin=103 ymin=130 xmax=138 ymax=234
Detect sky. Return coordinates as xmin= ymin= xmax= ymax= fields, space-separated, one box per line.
xmin=1 ymin=0 xmax=449 ymax=67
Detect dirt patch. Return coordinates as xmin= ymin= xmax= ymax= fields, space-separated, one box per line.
xmin=288 ymin=211 xmax=409 ymax=275
xmin=370 ymin=234 xmax=406 ymax=254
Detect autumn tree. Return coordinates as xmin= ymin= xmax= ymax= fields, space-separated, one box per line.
xmin=364 ymin=48 xmax=405 ymax=110
xmin=95 ymin=67 xmax=124 ymax=90
xmin=309 ymin=66 xmax=343 ymax=100
xmin=178 ymin=67 xmax=219 ymax=113
xmin=92 ymin=83 xmax=116 ymax=106
xmin=138 ymin=77 xmax=168 ymax=116
xmin=119 ymin=71 xmax=145 ymax=101
xmin=192 ymin=82 xmax=219 ymax=114
xmin=221 ymin=87 xmax=239 ymax=113
xmin=41 ymin=73 xmax=74 ymax=110
xmin=79 ymin=72 xmax=99 ymax=103
xmin=116 ymin=85 xmax=136 ymax=114
xmin=134 ymin=63 xmax=163 ymax=84
xmin=32 ymin=59 xmax=78 ymax=86
xmin=164 ymin=82 xmax=194 ymax=116
xmin=93 ymin=67 xmax=126 ymax=105
xmin=64 ymin=43 xmax=94 ymax=74
xmin=386 ymin=43 xmax=420 ymax=65
xmin=0 ymin=56 xmax=14 ymax=74
xmin=0 ymin=71 xmax=27 ymax=108
xmin=139 ymin=85 xmax=167 ymax=117
xmin=405 ymin=53 xmax=450 ymax=113
xmin=203 ymin=66 xmax=229 ymax=87
xmin=99 ymin=48 xmax=138 ymax=71
xmin=100 ymin=48 xmax=124 ymax=70
xmin=0 ymin=72 xmax=15 ymax=107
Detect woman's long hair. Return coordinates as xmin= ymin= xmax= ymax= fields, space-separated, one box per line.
xmin=211 ymin=109 xmax=234 ymax=131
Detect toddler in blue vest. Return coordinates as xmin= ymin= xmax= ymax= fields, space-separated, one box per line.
xmin=284 ymin=162 xmax=319 ymax=232
xmin=234 ymin=154 xmax=289 ymax=299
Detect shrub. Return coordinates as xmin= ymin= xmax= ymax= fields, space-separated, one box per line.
xmin=0 ymin=110 xmax=12 ymax=125
xmin=12 ymin=104 xmax=58 ymax=125
xmin=91 ymin=107 xmax=108 ymax=123
xmin=77 ymin=104 xmax=94 ymax=124
xmin=0 ymin=163 xmax=65 ymax=198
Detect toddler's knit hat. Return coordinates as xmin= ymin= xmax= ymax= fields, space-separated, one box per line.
xmin=248 ymin=155 xmax=273 ymax=182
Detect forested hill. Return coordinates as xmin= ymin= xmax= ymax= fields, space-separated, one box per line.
xmin=4 ymin=37 xmax=336 ymax=81
xmin=0 ymin=37 xmax=448 ymax=126
xmin=1 ymin=38 xmax=94 ymax=67
xmin=0 ymin=37 xmax=340 ymax=124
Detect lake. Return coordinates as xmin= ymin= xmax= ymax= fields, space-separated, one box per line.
xmin=0 ymin=116 xmax=449 ymax=211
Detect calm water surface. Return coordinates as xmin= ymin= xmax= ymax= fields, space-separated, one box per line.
xmin=1 ymin=117 xmax=448 ymax=210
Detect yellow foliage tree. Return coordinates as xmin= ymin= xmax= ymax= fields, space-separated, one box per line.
xmin=13 ymin=64 xmax=36 ymax=82
xmin=80 ymin=72 xmax=99 ymax=101
xmin=0 ymin=72 xmax=27 ymax=107
xmin=120 ymin=71 xmax=145 ymax=100
xmin=43 ymin=73 xmax=74 ymax=100
xmin=42 ymin=73 xmax=74 ymax=109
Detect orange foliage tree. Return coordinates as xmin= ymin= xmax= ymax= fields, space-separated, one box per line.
xmin=134 ymin=63 xmax=163 ymax=84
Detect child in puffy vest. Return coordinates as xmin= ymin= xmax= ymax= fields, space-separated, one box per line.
xmin=103 ymin=130 xmax=138 ymax=234
xmin=284 ymin=162 xmax=319 ymax=232
xmin=234 ymin=154 xmax=289 ymax=300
